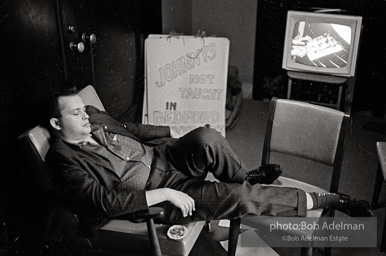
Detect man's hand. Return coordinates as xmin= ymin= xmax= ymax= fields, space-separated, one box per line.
xmin=165 ymin=188 xmax=196 ymax=217
xmin=146 ymin=188 xmax=195 ymax=217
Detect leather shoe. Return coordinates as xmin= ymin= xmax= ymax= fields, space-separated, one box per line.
xmin=245 ymin=164 xmax=283 ymax=185
xmin=333 ymin=193 xmax=373 ymax=217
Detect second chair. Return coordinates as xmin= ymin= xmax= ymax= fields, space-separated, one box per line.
xmin=228 ymin=97 xmax=350 ymax=256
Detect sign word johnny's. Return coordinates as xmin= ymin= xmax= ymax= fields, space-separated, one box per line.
xmin=155 ymin=43 xmax=217 ymax=87
xmin=144 ymin=35 xmax=229 ymax=137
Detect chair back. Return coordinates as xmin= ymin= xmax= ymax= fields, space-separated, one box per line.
xmin=262 ymin=98 xmax=350 ymax=192
xmin=78 ymin=85 xmax=105 ymax=111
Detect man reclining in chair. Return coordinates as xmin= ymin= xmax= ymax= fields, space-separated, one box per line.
xmin=43 ymin=87 xmax=372 ymax=236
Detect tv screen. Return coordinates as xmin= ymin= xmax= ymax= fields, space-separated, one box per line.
xmin=282 ymin=10 xmax=362 ymax=77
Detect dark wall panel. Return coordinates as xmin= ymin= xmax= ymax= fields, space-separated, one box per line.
xmin=0 ymin=0 xmax=162 ymax=252
xmin=0 ymin=0 xmax=64 ymax=251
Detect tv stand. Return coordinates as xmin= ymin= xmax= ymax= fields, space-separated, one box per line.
xmin=286 ymin=71 xmax=356 ymax=112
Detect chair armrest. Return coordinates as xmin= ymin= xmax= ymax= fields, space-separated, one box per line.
xmin=134 ymin=207 xmax=164 ymax=256
xmin=132 ymin=207 xmax=164 ymax=223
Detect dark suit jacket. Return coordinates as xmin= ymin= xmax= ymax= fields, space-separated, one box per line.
xmin=46 ymin=105 xmax=173 ymax=235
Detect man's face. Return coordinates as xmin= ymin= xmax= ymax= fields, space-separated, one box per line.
xmin=53 ymin=95 xmax=91 ymax=142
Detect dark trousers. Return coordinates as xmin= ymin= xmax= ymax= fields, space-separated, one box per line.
xmin=146 ymin=127 xmax=306 ymax=224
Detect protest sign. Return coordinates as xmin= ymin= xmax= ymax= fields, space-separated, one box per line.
xmin=142 ymin=34 xmax=229 ymax=137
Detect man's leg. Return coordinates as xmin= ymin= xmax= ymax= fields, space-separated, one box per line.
xmin=166 ymin=127 xmax=247 ymax=183
xmin=158 ymin=180 xmax=306 ymax=224
xmin=156 ymin=180 xmax=372 ymax=224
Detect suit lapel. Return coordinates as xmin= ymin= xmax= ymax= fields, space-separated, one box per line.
xmin=68 ymin=143 xmax=121 ymax=179
xmin=90 ymin=114 xmax=142 ymax=143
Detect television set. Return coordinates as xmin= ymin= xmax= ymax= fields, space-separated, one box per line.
xmin=282 ymin=10 xmax=363 ymax=77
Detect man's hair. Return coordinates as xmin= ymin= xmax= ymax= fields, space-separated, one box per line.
xmin=40 ymin=86 xmax=78 ymax=132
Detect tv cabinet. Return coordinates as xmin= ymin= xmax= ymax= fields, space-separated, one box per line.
xmin=286 ymin=71 xmax=356 ymax=113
